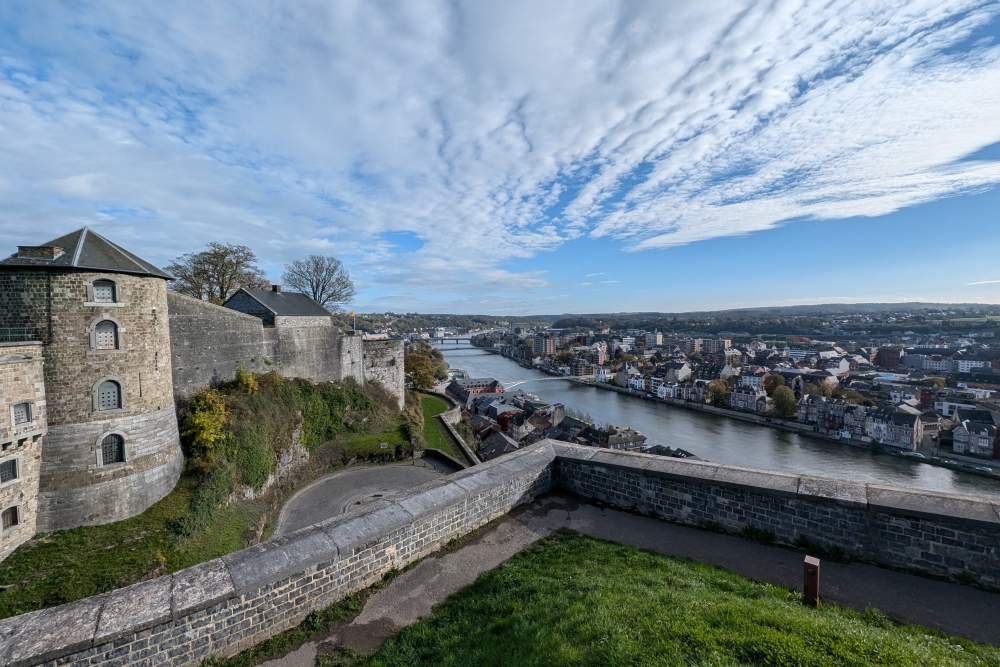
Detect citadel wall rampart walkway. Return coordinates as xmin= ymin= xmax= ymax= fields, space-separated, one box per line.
xmin=2 ymin=442 xmax=999 ymax=667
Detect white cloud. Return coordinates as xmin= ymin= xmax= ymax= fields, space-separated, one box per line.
xmin=600 ymin=280 xmax=619 ymax=284
xmin=0 ymin=1 xmax=998 ymax=311
xmin=968 ymin=280 xmax=1000 ymax=285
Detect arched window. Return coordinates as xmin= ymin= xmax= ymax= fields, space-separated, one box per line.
xmin=95 ymin=320 xmax=118 ymax=350
xmin=101 ymin=434 xmax=125 ymax=465
xmin=92 ymin=280 xmax=116 ymax=303
xmin=97 ymin=381 xmax=121 ymax=411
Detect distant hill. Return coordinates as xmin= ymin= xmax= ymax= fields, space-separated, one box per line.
xmin=540 ymin=303 xmax=1000 ymax=320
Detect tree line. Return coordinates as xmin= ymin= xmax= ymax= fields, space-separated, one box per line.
xmin=165 ymin=242 xmax=355 ymax=311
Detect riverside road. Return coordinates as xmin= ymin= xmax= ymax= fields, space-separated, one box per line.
xmin=443 ymin=340 xmax=1000 ymax=499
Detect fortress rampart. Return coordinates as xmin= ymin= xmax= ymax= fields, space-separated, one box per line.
xmin=3 ymin=441 xmax=998 ymax=667
xmin=166 ymin=292 xmax=404 ymax=408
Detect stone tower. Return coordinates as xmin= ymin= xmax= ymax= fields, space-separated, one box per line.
xmin=0 ymin=228 xmax=182 ymax=531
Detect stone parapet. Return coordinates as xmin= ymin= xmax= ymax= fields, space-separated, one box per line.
xmin=4 ymin=441 xmax=1000 ymax=666
xmin=552 ymin=442 xmax=1000 ymax=588
xmin=0 ymin=443 xmax=556 ymax=667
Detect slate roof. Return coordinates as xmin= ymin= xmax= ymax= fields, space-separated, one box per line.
xmin=227 ymin=288 xmax=331 ymax=316
xmin=0 ymin=227 xmax=172 ymax=279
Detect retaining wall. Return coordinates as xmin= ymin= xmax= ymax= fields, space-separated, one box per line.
xmin=5 ymin=442 xmax=1000 ymax=666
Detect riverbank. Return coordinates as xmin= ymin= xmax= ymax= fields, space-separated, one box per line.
xmin=579 ymin=377 xmax=1000 ymax=482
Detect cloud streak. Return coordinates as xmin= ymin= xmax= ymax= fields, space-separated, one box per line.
xmin=0 ymin=1 xmax=998 ymax=311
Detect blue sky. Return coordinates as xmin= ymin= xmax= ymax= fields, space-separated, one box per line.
xmin=1 ymin=1 xmax=1000 ymax=314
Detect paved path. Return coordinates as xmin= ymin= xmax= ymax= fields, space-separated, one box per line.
xmin=261 ymin=491 xmax=1000 ymax=666
xmin=271 ymin=462 xmax=445 ymax=539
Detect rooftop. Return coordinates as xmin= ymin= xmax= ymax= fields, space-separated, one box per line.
xmin=0 ymin=227 xmax=172 ymax=279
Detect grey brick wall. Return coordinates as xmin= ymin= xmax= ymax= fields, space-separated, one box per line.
xmin=0 ymin=444 xmax=556 ymax=667
xmin=167 ymin=293 xmax=371 ymax=400
xmin=552 ymin=443 xmax=1000 ymax=589
xmin=362 ymin=340 xmax=405 ymax=410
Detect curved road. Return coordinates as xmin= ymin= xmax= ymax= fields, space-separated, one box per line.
xmin=273 ymin=461 xmax=446 ymax=538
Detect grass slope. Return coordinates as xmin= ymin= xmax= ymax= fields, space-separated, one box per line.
xmin=328 ymin=530 xmax=1000 ymax=667
xmin=419 ymin=395 xmax=459 ymax=461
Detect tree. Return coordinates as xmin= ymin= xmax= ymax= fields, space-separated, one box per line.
xmin=706 ymin=380 xmax=729 ymax=405
xmin=762 ymin=374 xmax=785 ymax=397
xmin=282 ymin=255 xmax=356 ymax=311
xmin=404 ymin=353 xmax=436 ymax=391
xmin=773 ymin=386 xmax=798 ymax=420
xmin=167 ymin=242 xmax=270 ymax=304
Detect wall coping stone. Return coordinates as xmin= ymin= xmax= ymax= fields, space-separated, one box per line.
xmin=171 ymin=558 xmax=235 ymax=619
xmin=317 ymin=499 xmax=414 ymax=557
xmin=712 ymin=465 xmax=801 ymax=498
xmin=1 ymin=593 xmax=108 ymax=667
xmin=642 ymin=455 xmax=720 ymax=483
xmin=392 ymin=479 xmax=470 ymax=521
xmin=867 ymin=484 xmax=1000 ymax=529
xmin=94 ymin=576 xmax=173 ymax=645
xmin=797 ymin=475 xmax=868 ymax=510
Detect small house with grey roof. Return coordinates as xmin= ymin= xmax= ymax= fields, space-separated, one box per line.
xmin=223 ymin=285 xmax=334 ymax=327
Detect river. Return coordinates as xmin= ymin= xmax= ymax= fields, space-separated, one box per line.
xmin=441 ymin=341 xmax=1000 ymax=499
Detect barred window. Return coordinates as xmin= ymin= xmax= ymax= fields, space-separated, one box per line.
xmin=12 ymin=402 xmax=30 ymax=425
xmin=0 ymin=459 xmax=16 ymax=484
xmin=93 ymin=280 xmax=116 ymax=302
xmin=95 ymin=320 xmax=118 ymax=350
xmin=1 ymin=506 xmax=17 ymax=530
xmin=98 ymin=381 xmax=121 ymax=411
xmin=101 ymin=434 xmax=125 ymax=465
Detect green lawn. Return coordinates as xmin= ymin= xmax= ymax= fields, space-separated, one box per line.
xmin=324 ymin=530 xmax=1000 ymax=667
xmin=419 ymin=395 xmax=460 ymax=461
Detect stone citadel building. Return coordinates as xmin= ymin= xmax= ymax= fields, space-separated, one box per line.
xmin=0 ymin=228 xmax=404 ymax=559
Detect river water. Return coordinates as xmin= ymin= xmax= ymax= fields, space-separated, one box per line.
xmin=442 ymin=341 xmax=1000 ymax=499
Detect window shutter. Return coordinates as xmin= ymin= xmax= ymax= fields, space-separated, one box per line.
xmin=11 ymin=403 xmax=30 ymax=425
xmin=98 ymin=381 xmax=121 ymax=411
xmin=93 ymin=280 xmax=115 ymax=302
xmin=95 ymin=321 xmax=118 ymax=350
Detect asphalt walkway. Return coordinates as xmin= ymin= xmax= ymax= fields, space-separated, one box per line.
xmin=261 ymin=491 xmax=1000 ymax=666
xmin=271 ymin=462 xmax=445 ymax=538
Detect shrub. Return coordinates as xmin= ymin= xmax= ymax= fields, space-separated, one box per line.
xmin=179 ymin=389 xmax=229 ymax=470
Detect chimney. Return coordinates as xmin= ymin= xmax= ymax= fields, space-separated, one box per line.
xmin=18 ymin=246 xmax=63 ymax=260
xmin=271 ymin=284 xmax=281 ymax=293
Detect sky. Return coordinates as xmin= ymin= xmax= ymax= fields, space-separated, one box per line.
xmin=2 ymin=1 xmax=1000 ymax=315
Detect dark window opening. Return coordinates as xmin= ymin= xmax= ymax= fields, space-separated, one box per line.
xmin=1 ymin=506 xmax=18 ymax=530
xmin=0 ymin=459 xmax=16 ymax=484
xmin=101 ymin=434 xmax=125 ymax=465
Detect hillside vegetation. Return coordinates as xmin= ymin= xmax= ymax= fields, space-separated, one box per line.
xmin=0 ymin=369 xmax=421 ymax=619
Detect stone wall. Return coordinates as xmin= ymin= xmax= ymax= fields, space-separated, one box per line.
xmin=6 ymin=442 xmax=1000 ymax=667
xmin=553 ymin=443 xmax=1000 ymax=589
xmin=167 ymin=293 xmax=370 ymax=398
xmin=0 ymin=444 xmax=556 ymax=667
xmin=0 ymin=270 xmax=183 ymax=532
xmin=37 ymin=407 xmax=183 ymax=531
xmin=362 ymin=339 xmax=405 ymax=410
xmin=0 ymin=342 xmax=46 ymax=561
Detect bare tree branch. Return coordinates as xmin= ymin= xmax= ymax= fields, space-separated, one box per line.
xmin=281 ymin=255 xmax=356 ymax=311
xmin=166 ymin=242 xmax=270 ymax=304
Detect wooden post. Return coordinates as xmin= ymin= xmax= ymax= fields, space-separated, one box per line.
xmin=803 ymin=555 xmax=820 ymax=607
